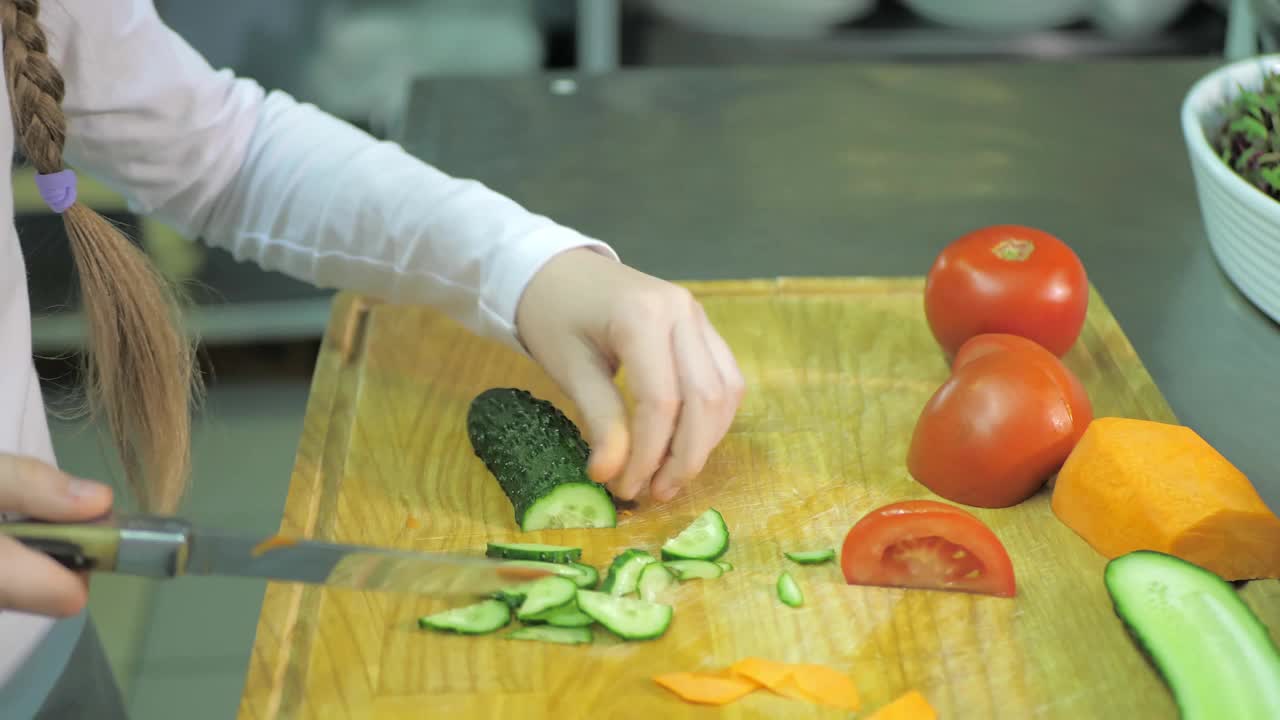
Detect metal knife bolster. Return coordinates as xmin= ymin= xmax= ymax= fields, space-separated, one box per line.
xmin=113 ymin=516 xmax=193 ymax=577
xmin=0 ymin=514 xmax=193 ymax=577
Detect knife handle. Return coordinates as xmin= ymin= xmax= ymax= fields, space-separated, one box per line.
xmin=0 ymin=515 xmax=191 ymax=577
xmin=0 ymin=522 xmax=122 ymax=572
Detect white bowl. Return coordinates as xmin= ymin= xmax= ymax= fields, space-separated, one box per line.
xmin=1181 ymin=54 xmax=1280 ymax=324
xmin=647 ymin=0 xmax=878 ymax=38
xmin=1091 ymin=0 xmax=1193 ymax=38
xmin=900 ymin=0 xmax=1090 ymax=32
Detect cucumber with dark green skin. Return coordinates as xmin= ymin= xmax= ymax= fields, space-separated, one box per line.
xmin=466 ymin=388 xmax=617 ymax=531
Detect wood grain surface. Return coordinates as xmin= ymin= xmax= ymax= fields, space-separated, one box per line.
xmin=236 ymin=277 xmax=1280 ymax=720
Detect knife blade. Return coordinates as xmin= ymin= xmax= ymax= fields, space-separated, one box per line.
xmin=0 ymin=514 xmax=551 ymax=597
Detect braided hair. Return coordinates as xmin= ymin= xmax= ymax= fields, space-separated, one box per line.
xmin=4 ymin=0 xmax=200 ymax=513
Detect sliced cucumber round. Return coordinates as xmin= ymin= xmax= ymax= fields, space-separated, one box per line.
xmin=663 ymin=559 xmax=724 ymax=580
xmin=576 ymin=590 xmax=673 ymax=641
xmin=507 ymin=625 xmax=594 ymax=645
xmin=638 ymin=562 xmax=678 ymax=602
xmin=486 ymin=542 xmax=582 ymax=563
xmin=661 ymin=508 xmax=729 ymax=561
xmin=777 ymin=572 xmax=803 ymax=608
xmin=784 ymin=549 xmax=836 ymax=565
xmin=520 ymin=483 xmax=617 ymax=531
xmin=503 ymin=560 xmax=597 ymax=588
xmin=601 ymin=549 xmax=657 ymax=596
xmin=529 ymin=601 xmax=596 ymax=628
xmin=568 ymin=562 xmax=600 ymax=589
xmin=418 ymin=599 xmax=511 ymax=635
xmin=516 ymin=576 xmax=579 ymax=621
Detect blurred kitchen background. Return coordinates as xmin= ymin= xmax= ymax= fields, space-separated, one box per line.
xmin=17 ymin=1 xmax=1276 ymax=718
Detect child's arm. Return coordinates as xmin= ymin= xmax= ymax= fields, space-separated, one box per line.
xmin=46 ymin=0 xmax=614 ymax=353
xmin=44 ymin=0 xmax=745 ymax=502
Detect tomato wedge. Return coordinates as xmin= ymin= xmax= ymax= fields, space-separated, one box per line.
xmin=840 ymin=500 xmax=1016 ymax=598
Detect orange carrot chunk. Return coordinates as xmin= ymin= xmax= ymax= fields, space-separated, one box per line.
xmin=653 ymin=672 xmax=759 ymax=705
xmin=1051 ymin=417 xmax=1280 ymax=580
xmin=866 ymin=690 xmax=937 ymax=720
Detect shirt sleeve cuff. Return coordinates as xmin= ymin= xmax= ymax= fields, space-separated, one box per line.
xmin=478 ymin=224 xmax=619 ymax=356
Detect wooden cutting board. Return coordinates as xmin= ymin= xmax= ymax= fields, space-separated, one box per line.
xmin=236 ymin=277 xmax=1280 ymax=720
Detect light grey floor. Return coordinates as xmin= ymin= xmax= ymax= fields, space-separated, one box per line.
xmin=51 ymin=377 xmax=312 ymax=719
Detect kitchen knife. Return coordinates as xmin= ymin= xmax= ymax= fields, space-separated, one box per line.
xmin=0 ymin=514 xmax=551 ymax=597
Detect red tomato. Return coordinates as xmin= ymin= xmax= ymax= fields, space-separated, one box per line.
xmin=906 ymin=349 xmax=1076 ymax=508
xmin=924 ymin=224 xmax=1088 ymax=358
xmin=952 ymin=333 xmax=1093 ymax=447
xmin=840 ymin=500 xmax=1016 ymax=597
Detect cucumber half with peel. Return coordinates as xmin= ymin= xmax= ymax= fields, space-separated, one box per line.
xmin=1104 ymin=550 xmax=1280 ymax=719
xmin=466 ymin=388 xmax=617 ymax=531
xmin=418 ymin=599 xmax=511 ymax=635
xmin=576 ymin=590 xmax=673 ymax=641
xmin=661 ymin=508 xmax=729 ymax=561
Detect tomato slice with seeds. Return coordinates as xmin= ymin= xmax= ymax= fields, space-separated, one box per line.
xmin=839 ymin=500 xmax=1016 ymax=597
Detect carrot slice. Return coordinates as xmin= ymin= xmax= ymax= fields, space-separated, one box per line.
xmin=790 ymin=663 xmax=861 ymax=711
xmin=1051 ymin=417 xmax=1280 ymax=580
xmin=866 ymin=690 xmax=937 ymax=720
xmin=729 ymin=658 xmax=861 ymax=711
xmin=653 ymin=672 xmax=758 ymax=705
xmin=728 ymin=657 xmax=793 ymax=688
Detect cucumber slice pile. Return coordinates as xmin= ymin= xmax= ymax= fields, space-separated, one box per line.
xmin=486 ymin=542 xmax=582 ymax=563
xmin=661 ymin=508 xmax=730 ymax=561
xmin=419 ymin=505 xmax=745 ymax=645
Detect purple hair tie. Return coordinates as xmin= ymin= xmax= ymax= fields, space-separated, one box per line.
xmin=34 ymin=168 xmax=77 ymax=213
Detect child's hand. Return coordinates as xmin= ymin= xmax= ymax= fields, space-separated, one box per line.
xmin=0 ymin=455 xmax=114 ymax=617
xmin=516 ymin=249 xmax=745 ymax=503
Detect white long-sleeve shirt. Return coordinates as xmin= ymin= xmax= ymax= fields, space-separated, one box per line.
xmin=0 ymin=1 xmax=615 ymax=712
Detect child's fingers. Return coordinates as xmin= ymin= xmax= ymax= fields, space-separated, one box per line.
xmin=553 ymin=338 xmax=631 ymax=484
xmin=650 ymin=316 xmax=729 ymax=502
